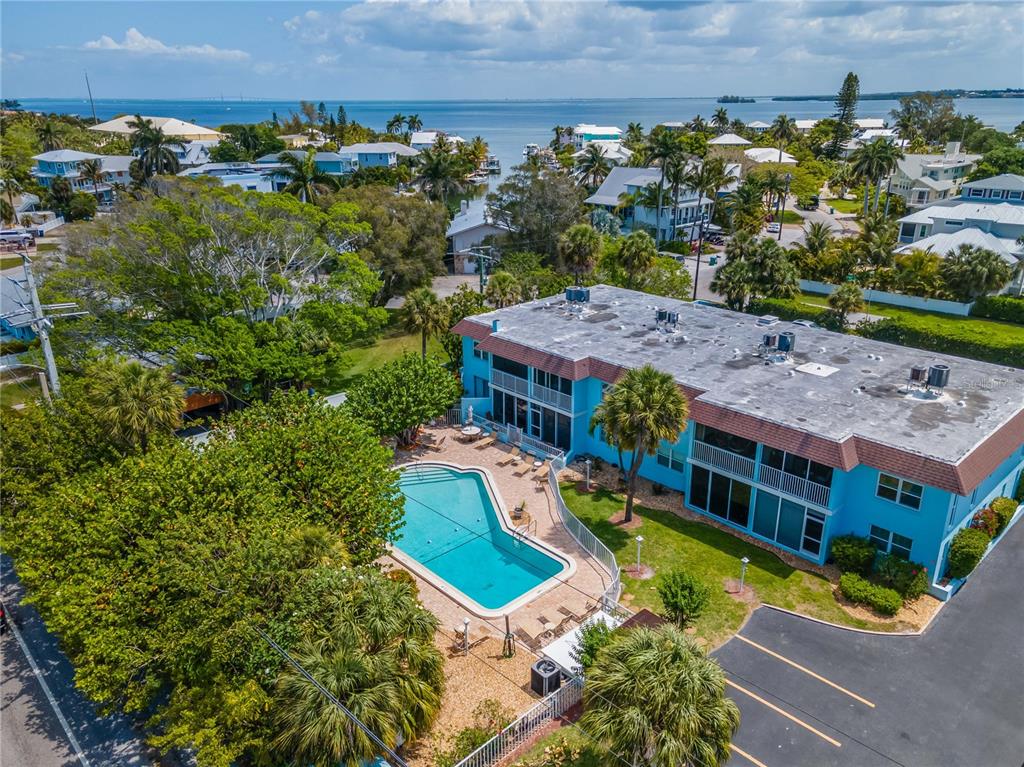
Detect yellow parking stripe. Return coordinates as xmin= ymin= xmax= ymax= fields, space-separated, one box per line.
xmin=736 ymin=634 xmax=876 ymax=708
xmin=726 ymin=679 xmax=842 ymax=748
xmin=731 ymin=743 xmax=770 ymax=767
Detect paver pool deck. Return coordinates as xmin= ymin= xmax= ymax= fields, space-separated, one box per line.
xmin=390 ymin=426 xmax=614 ymax=649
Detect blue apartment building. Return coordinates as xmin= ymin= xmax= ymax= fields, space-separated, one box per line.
xmin=454 ymin=285 xmax=1024 ymax=598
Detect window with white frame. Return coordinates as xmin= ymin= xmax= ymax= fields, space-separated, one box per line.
xmin=877 ymin=473 xmax=923 ymax=509
xmin=472 ymin=342 xmax=489 ymax=361
xmin=869 ymin=525 xmax=913 ymax=559
xmin=656 ymin=443 xmax=686 ymax=472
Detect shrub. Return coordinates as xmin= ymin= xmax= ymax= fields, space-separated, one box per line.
xmin=434 ymin=699 xmax=513 ymax=767
xmin=990 ymin=497 xmax=1018 ymax=535
xmin=839 ymin=573 xmax=902 ymax=616
xmin=971 ymin=295 xmax=1024 ymax=324
xmin=657 ymin=570 xmax=712 ymax=627
xmin=970 ymin=507 xmax=1001 ymax=539
xmin=856 ymin=316 xmax=1024 ymax=368
xmin=513 ymin=735 xmax=582 ymax=767
xmin=947 ymin=527 xmax=990 ymax=579
xmin=875 ymin=554 xmax=929 ymax=600
xmin=0 ymin=339 xmax=30 ymax=355
xmin=830 ymin=534 xmax=876 ymax=576
xmin=570 ymin=620 xmax=614 ymax=673
xmin=387 ymin=567 xmax=419 ymax=598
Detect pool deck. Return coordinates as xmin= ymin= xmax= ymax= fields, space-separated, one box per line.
xmin=390 ymin=426 xmax=614 ymax=652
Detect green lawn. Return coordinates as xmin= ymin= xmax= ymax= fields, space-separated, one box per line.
xmin=36 ymin=243 xmax=60 ymax=253
xmin=0 ymin=256 xmax=24 ymax=270
xmin=825 ymin=197 xmax=862 ymax=214
xmin=0 ymin=375 xmax=42 ymax=412
xmin=334 ymin=313 xmax=446 ymax=389
xmin=510 ymin=728 xmax=604 ymax=767
xmin=779 ymin=210 xmax=804 ymax=224
xmin=561 ymin=483 xmax=896 ymax=646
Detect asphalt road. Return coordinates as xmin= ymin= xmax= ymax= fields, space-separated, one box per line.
xmin=1 ymin=556 xmax=154 ymax=767
xmin=714 ymin=518 xmax=1024 ymax=767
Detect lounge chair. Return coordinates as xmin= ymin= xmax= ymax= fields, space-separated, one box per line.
xmin=426 ymin=435 xmax=446 ymax=452
xmin=534 ymin=465 xmax=550 ymax=483
xmin=474 ymin=436 xmax=496 ymax=450
xmin=497 ymin=446 xmax=521 ymax=466
xmin=513 ymin=462 xmax=532 ymax=477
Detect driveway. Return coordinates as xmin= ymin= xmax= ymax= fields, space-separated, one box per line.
xmin=713 ymin=519 xmax=1024 ymax=767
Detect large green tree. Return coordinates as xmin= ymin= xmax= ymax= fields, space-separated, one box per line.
xmin=343 ymin=354 xmax=462 ymax=447
xmin=487 ymin=162 xmax=585 ymax=260
xmin=438 ymin=283 xmax=487 ymax=367
xmin=825 ymin=72 xmax=860 ymax=160
xmin=940 ymin=244 xmax=1016 ymax=302
xmin=590 ymin=364 xmax=689 ymax=522
xmin=579 ymin=625 xmax=740 ymax=767
xmin=617 ymin=230 xmax=658 ymax=289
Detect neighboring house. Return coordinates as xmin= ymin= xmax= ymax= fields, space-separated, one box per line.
xmin=12 ymin=192 xmax=40 ymax=215
xmin=31 ymin=149 xmax=134 ymax=203
xmin=887 ymin=144 xmax=982 ymax=209
xmin=169 ymin=140 xmax=219 ymax=168
xmin=744 ymin=147 xmax=798 ymax=165
xmin=794 ymin=119 xmax=818 ymax=133
xmin=178 ymin=162 xmax=286 ymax=193
xmin=960 ymin=173 xmax=1024 ymax=204
xmin=278 ymin=132 xmax=328 ymax=148
xmin=571 ymin=140 xmax=633 ymax=166
xmin=708 ymin=133 xmax=752 ymax=147
xmin=446 ymin=200 xmax=510 ymax=274
xmin=0 ymin=267 xmax=35 ymax=342
xmin=572 ymin=124 xmax=623 ymax=149
xmin=410 ymin=131 xmax=465 ymax=151
xmin=338 ymin=142 xmax=420 ymax=168
xmin=584 ymin=166 xmax=713 ymax=243
xmin=89 ymin=115 xmax=223 ymax=141
xmin=258 ymin=150 xmax=358 ymax=175
xmin=747 ymin=120 xmax=771 ymax=134
xmin=794 ymin=117 xmax=886 ymax=134
xmin=454 ymin=285 xmax=1024 ymax=598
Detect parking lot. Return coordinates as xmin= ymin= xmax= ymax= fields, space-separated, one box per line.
xmin=714 ymin=518 xmax=1024 ymax=767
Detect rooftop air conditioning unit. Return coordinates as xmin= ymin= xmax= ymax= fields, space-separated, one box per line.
xmin=762 ymin=332 xmax=778 ymax=350
xmin=909 ymin=364 xmax=928 ymax=384
xmin=927 ymin=364 xmax=950 ymax=390
xmin=777 ymin=331 xmax=795 ymax=354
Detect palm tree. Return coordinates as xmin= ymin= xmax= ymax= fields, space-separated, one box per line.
xmin=791 ymin=221 xmax=834 ymax=275
xmin=277 ymin=149 xmax=340 ymax=203
xmin=681 ymin=156 xmax=729 ymax=224
xmin=406 ymin=114 xmax=423 ymax=132
xmin=894 ymin=249 xmax=943 ymax=297
xmin=580 ymin=624 xmax=739 ymax=767
xmin=575 ymin=143 xmax=612 ymax=188
xmin=467 ymin=136 xmax=488 ymax=166
xmin=689 ymin=115 xmax=709 ymax=133
xmin=618 ymin=230 xmax=657 ymax=288
xmin=724 ymin=181 xmax=765 ymax=235
xmin=85 ymin=361 xmax=184 ymax=454
xmin=0 ymin=162 xmax=23 ymax=213
xmin=710 ymin=257 xmax=753 ymax=310
xmin=78 ymin=158 xmax=106 ymax=203
xmin=827 ymin=281 xmax=864 ymax=326
xmin=128 ymin=115 xmax=184 ymax=178
xmin=415 ymin=147 xmax=465 ymax=205
xmin=770 ymin=114 xmax=798 ymax=164
xmin=273 ymin=570 xmax=443 ymax=767
xmin=758 ymin=168 xmax=788 ymax=217
xmin=589 ymin=364 xmax=689 ymax=523
xmin=37 ymin=119 xmax=64 ymax=151
xmin=712 ymin=107 xmax=729 ymax=134
xmin=386 ymin=113 xmax=406 ymax=134
xmin=484 ymin=271 xmax=521 ymax=308
xmin=644 ymin=131 xmax=684 ymax=246
xmin=850 ymin=140 xmax=888 ymax=219
xmin=828 ymin=162 xmax=856 ymax=199
xmin=401 ymin=287 xmax=445 ymax=359
xmin=558 ymin=224 xmax=603 ymax=284
xmin=748 ymin=237 xmax=800 ymax=300
xmin=625 ymin=122 xmax=645 ymax=146
xmin=0 ymin=198 xmax=14 ymax=226
xmin=939 ymin=244 xmax=1016 ymax=302
xmin=551 ymin=125 xmax=566 ymax=148
xmin=872 ymin=140 xmax=904 ymax=213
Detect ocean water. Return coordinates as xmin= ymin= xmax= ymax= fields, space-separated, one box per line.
xmin=18 ymin=96 xmax=1022 ymax=180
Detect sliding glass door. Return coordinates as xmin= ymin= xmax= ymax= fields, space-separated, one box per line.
xmin=689 ymin=466 xmax=751 ymax=527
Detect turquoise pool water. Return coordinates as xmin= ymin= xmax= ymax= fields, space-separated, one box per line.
xmin=397 ymin=465 xmax=567 ymax=611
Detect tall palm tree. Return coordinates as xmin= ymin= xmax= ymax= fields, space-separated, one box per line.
xmin=663 ymin=154 xmax=691 ymax=240
xmin=551 ymin=125 xmax=566 ymax=148
xmin=128 ymin=115 xmax=184 ymax=178
xmin=78 ymin=158 xmax=106 ymax=203
xmin=576 ymin=143 xmax=612 ymax=188
xmin=580 ymin=624 xmax=739 ymax=767
xmin=406 ymin=114 xmax=423 ymax=132
xmin=758 ymin=168 xmax=788 ymax=216
xmin=712 ymin=107 xmax=729 ymax=134
xmin=618 ymin=230 xmax=658 ymax=288
xmin=872 ymin=140 xmax=904 ymax=213
xmin=385 ymin=113 xmax=406 ymax=134
xmin=589 ymin=364 xmax=689 ymax=522
xmin=710 ymin=257 xmax=754 ymax=311
xmin=828 ymin=162 xmax=856 ymax=199
xmin=724 ymin=181 xmax=765 ymax=235
xmin=85 ymin=361 xmax=184 ymax=454
xmin=401 ymin=287 xmax=445 ymax=359
xmin=625 ymin=122 xmax=645 ymax=146
xmin=467 ymin=136 xmax=488 ymax=166
xmin=37 ymin=119 xmax=64 ymax=151
xmin=277 ymin=149 xmax=340 ymax=203
xmin=484 ymin=271 xmax=521 ymax=308
xmin=850 ymin=140 xmax=888 ymax=218
xmin=791 ymin=221 xmax=834 ymax=275
xmin=688 ymin=115 xmax=709 ymax=133
xmin=939 ymin=244 xmax=1015 ymax=302
xmin=273 ymin=570 xmax=443 ymax=767
xmin=644 ymin=131 xmax=684 ymax=246
xmin=0 ymin=162 xmax=23 ymax=212
xmin=414 ymin=147 xmax=465 ymax=205
xmin=558 ymin=224 xmax=603 ymax=283
xmin=681 ymin=156 xmax=729 ymax=224
xmin=770 ymin=114 xmax=798 ymax=164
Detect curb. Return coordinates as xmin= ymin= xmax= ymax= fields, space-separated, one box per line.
xmin=758 ymin=599 xmax=947 ymax=637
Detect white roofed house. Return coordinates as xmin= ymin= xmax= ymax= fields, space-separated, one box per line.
xmin=746 ymin=120 xmax=771 ymax=133
xmin=89 ymin=115 xmax=224 ymax=141
xmin=887 ymin=143 xmax=982 ymax=209
xmin=744 ymin=147 xmax=798 ymax=165
xmin=410 ymin=131 xmax=465 ymax=151
xmin=178 ymin=162 xmax=287 ymax=193
xmin=571 ymin=140 xmax=633 ymax=168
xmin=338 ymin=142 xmax=420 ymax=168
xmin=572 ymin=124 xmax=623 ymax=149
xmin=708 ymin=132 xmax=752 ymax=147
xmin=794 ymin=119 xmax=819 ymax=133
xmin=446 ymin=200 xmax=510 ymax=274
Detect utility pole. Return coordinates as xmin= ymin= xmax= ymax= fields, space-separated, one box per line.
xmin=1 ymin=253 xmax=87 ymax=399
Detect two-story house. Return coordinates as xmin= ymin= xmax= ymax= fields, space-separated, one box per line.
xmin=572 ymin=124 xmax=623 ymax=150
xmin=454 ymin=286 xmax=1024 ymax=599
xmin=31 ymin=150 xmax=134 ymax=203
xmin=887 ymin=143 xmax=982 ymax=209
xmin=585 ymin=166 xmax=714 ymax=243
xmin=338 ymin=142 xmax=420 ymax=168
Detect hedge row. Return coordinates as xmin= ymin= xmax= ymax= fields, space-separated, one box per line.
xmin=839 ymin=573 xmax=902 ymax=616
xmin=856 ymin=317 xmax=1024 ymax=369
xmin=971 ymin=295 xmax=1024 ymax=325
xmin=745 ymin=298 xmax=842 ymax=331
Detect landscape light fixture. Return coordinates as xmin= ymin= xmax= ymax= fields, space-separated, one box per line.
xmin=584 ymin=459 xmax=592 ymax=491
xmin=635 ymin=535 xmax=644 ymax=572
xmin=739 ymin=556 xmax=750 ymax=593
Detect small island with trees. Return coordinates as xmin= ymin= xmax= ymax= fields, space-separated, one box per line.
xmin=717 ymin=95 xmax=755 ymax=103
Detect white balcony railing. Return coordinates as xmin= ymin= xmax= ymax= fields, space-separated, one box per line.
xmin=490 ymin=369 xmax=529 ymax=397
xmin=532 ymin=383 xmax=572 ymax=412
xmin=690 ymin=440 xmax=756 ymax=480
xmin=759 ymin=464 xmax=831 ymax=507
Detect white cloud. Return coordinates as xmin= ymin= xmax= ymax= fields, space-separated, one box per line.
xmin=315 ymin=53 xmax=340 ymax=66
xmin=83 ymin=28 xmax=250 ymax=61
xmin=1 ymin=49 xmax=26 ymax=64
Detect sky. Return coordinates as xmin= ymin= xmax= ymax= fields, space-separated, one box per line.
xmin=2 ymin=1 xmax=1022 ymax=100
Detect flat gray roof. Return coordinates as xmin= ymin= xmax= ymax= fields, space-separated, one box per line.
xmin=465 ymin=285 xmax=1024 ymax=465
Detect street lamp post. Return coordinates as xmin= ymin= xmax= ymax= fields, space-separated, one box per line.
xmin=691 ymin=211 xmax=710 ymax=301
xmin=777 ymin=173 xmax=792 ymax=242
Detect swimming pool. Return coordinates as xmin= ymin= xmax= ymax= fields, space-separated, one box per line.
xmin=395 ymin=463 xmax=573 ymax=617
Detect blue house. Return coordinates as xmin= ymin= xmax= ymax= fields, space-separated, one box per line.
xmin=255 ymin=150 xmax=358 ymax=176
xmin=339 ymin=142 xmax=420 ymax=169
xmin=454 ymin=285 xmax=1024 ymax=598
xmin=31 ymin=150 xmax=134 ymax=203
